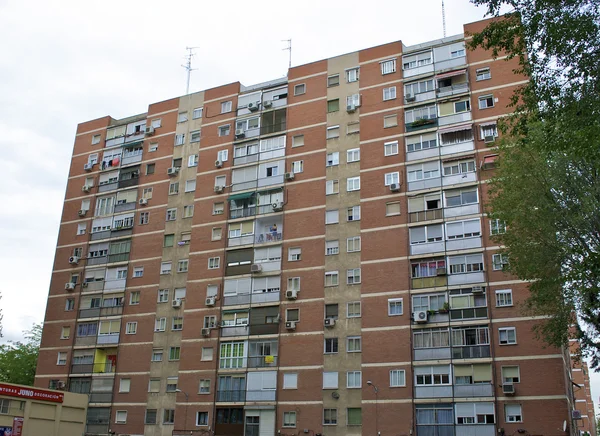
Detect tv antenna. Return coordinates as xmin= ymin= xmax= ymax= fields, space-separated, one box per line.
xmin=282 ymin=39 xmax=292 ymax=69
xmin=182 ymin=46 xmax=199 ymax=95
xmin=442 ymin=1 xmax=447 ymax=37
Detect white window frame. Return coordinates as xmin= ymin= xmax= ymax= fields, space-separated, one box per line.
xmin=347 ymin=148 xmax=360 ymax=163
xmin=499 ymin=327 xmax=517 ymax=345
xmin=347 ymin=268 xmax=361 ymax=284
xmin=221 ymin=101 xmax=232 ymax=113
xmin=288 ymin=247 xmax=302 ymax=262
xmin=193 ymin=107 xmax=203 ymax=119
xmin=490 ymin=219 xmax=506 ymax=235
xmin=283 ymin=373 xmax=298 ymax=390
xmin=125 ymin=322 xmax=137 ymax=334
xmin=346 ymin=67 xmax=359 ymax=83
xmin=380 ymin=59 xmax=396 ymax=75
xmin=326 ymin=126 xmax=340 ymax=139
xmin=347 ymin=301 xmax=361 ymax=318
xmin=326 ymin=179 xmax=339 ymax=195
xmin=208 ymin=257 xmax=220 ymax=270
xmin=115 ymin=410 xmax=127 ymax=424
xmin=390 ymin=369 xmax=406 ymax=387
xmin=476 ymin=67 xmax=491 ymax=81
xmin=347 ymin=371 xmax=362 ymax=389
xmin=347 ymin=336 xmax=361 ymax=352
xmin=326 ymin=240 xmax=339 ymax=256
xmin=347 ymin=236 xmax=361 ymax=253
xmin=383 ymin=86 xmax=397 ymax=101
xmin=505 ymin=404 xmax=523 ymax=422
xmin=294 ymin=83 xmax=306 ymax=96
xmin=384 ymin=140 xmax=399 ymax=156
xmin=347 ymin=177 xmax=360 ymax=192
xmin=326 ymin=152 xmax=340 ymax=166
xmin=218 ymin=125 xmax=231 ymax=137
xmin=492 ymin=253 xmax=509 ymax=271
xmin=283 ymin=411 xmax=297 ymax=428
xmin=347 ymin=205 xmax=360 ymax=221
xmin=385 ymin=172 xmax=400 ymax=186
xmin=292 ymin=160 xmax=304 ymax=173
xmin=325 ymin=271 xmax=339 ymax=287
xmin=388 ymin=298 xmax=403 ymax=316
xmin=478 ymin=94 xmax=495 ymax=109
xmin=325 ymin=210 xmax=339 ymax=224
xmin=495 ymin=289 xmax=513 ymax=307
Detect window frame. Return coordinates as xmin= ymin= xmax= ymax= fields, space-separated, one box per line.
xmin=390 ymin=369 xmax=406 ymax=387
xmin=388 ymin=298 xmax=404 ymax=316
xmin=294 ymin=83 xmax=306 ymax=96
xmin=498 ymin=327 xmax=517 ymax=345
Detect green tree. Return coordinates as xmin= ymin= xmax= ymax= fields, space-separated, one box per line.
xmin=468 ymin=1 xmax=600 ymax=366
xmin=0 ymin=324 xmax=42 ymax=386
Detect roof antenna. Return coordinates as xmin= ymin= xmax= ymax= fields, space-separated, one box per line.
xmin=442 ymin=1 xmax=447 ymax=38
xmin=182 ymin=46 xmax=199 ymax=95
xmin=282 ymin=39 xmax=292 ymax=69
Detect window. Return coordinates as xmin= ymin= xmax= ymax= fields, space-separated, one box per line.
xmin=327 ymin=99 xmax=340 ymax=112
xmin=115 ymin=410 xmax=127 ymax=424
xmin=171 ymin=317 xmax=183 ymax=331
xmin=65 ymin=299 xmax=75 ymax=311
xmin=451 ymin=48 xmax=466 ymax=57
xmin=347 ymin=371 xmax=361 ymax=388
xmin=221 ymin=101 xmax=232 ymax=113
xmin=166 ymin=208 xmax=177 ymax=221
xmin=347 ymin=177 xmax=360 ymax=192
xmin=326 ymin=180 xmax=339 ymax=195
xmin=492 ymin=253 xmax=509 ymax=271
xmin=283 ymin=373 xmax=298 ymax=389
xmin=347 ymin=408 xmax=362 ymax=426
xmin=326 ymin=240 xmax=339 ymax=256
xmin=324 ymin=338 xmax=338 ymax=354
xmin=91 ymin=134 xmax=101 ymax=145
xmin=383 ymin=86 xmax=397 ymax=100
xmin=347 ymin=236 xmax=361 ymax=253
xmin=161 ymin=262 xmax=172 ymax=276
xmin=326 ymin=152 xmax=339 ymax=166
xmin=347 ymin=301 xmax=361 ymax=317
xmin=213 ymin=202 xmax=224 ymax=215
xmin=505 ymin=404 xmax=522 ymax=422
xmin=327 ymin=74 xmax=340 ymax=87
xmin=347 ymin=268 xmax=361 ymax=284
xmin=292 ymin=160 xmax=304 ymax=173
xmin=146 ymin=163 xmax=155 ymax=175
xmin=324 ymin=408 xmax=337 ymax=425
xmin=347 ymin=121 xmax=360 ymax=134
xmin=132 ymin=267 xmax=144 ymax=278
xmin=163 ymin=409 xmax=175 ymax=424
xmin=77 ymin=223 xmax=86 ymax=235
xmin=137 ymin=211 xmax=149 ymax=225
xmin=286 ymin=308 xmax=299 ymax=322
xmin=448 ymin=254 xmax=483 ymax=274
xmin=187 ymin=154 xmax=199 ymax=167
xmin=390 ymin=369 xmax=406 ymax=387
xmin=476 ymin=67 xmax=491 ymax=81
xmin=151 ymin=349 xmax=163 ymax=362
xmin=381 ymin=58 xmax=396 ymax=74
xmin=294 ymin=83 xmax=306 ymax=95
xmin=166 ymin=376 xmax=178 ymax=392
xmin=443 ymin=160 xmax=475 ymax=176
xmin=323 ymin=372 xmax=338 ymax=389
xmin=174 ymin=134 xmax=185 ymax=146
xmin=388 ymin=298 xmax=403 ymax=316
xmin=325 ymin=271 xmax=339 ymax=287
xmin=188 ymin=129 xmax=201 ymax=143
xmin=325 ymin=210 xmax=339 ymax=224
xmin=347 ymin=206 xmax=360 ymax=221
xmin=499 ymin=327 xmax=517 ymax=345
xmin=218 ymin=125 xmax=231 ymax=136
xmin=385 ymin=172 xmax=400 ymax=186
xmin=155 ymin=318 xmax=167 ymax=332
xmin=125 ymin=322 xmax=137 ymax=334
xmin=217 ymin=149 xmax=228 ymax=162
xmin=495 ymin=289 xmax=513 ymax=307
xmin=169 ymin=347 xmax=181 ymax=361
xmin=128 ymin=291 xmax=140 ymax=306
xmin=347 ymin=148 xmax=360 ymax=163
xmin=57 ymin=352 xmax=67 ymax=365
xmin=149 ymin=143 xmax=158 ymax=152
xmin=283 ymin=411 xmax=297 ymax=427
xmin=215 ymin=175 xmax=226 ymax=188
xmin=145 ymin=409 xmax=158 ymax=425
xmin=326 ymin=126 xmax=340 ymax=139
xmin=292 ymin=134 xmax=304 ymax=147
xmin=198 ymin=379 xmax=211 ymax=394
xmin=208 ymin=257 xmax=220 ymax=269
xmin=60 ymin=326 xmax=70 ymax=339
xmin=168 ymin=182 xmax=180 ymax=195
xmin=478 ymin=95 xmax=494 ymax=109
xmin=201 ymin=347 xmax=213 ymax=361
xmin=288 ymin=277 xmax=300 ymax=291
xmin=384 ymin=140 xmax=399 ymax=156
xmin=347 ymin=336 xmax=361 ymax=352
xmin=196 ymin=411 xmax=208 ymax=426
xmin=386 ymin=202 xmax=401 ymax=216
xmin=490 ymin=219 xmax=506 ymax=235
xmin=212 ymin=227 xmax=222 ymax=241
xmin=183 ymin=205 xmax=194 ymax=218
xmin=193 ymin=107 xmax=203 ymax=119
xmin=119 ymin=378 xmax=131 ymax=393
xmin=384 ymin=114 xmax=398 ymax=128
xmin=288 ymin=247 xmax=301 ymax=261
xmin=346 ymin=67 xmax=359 ymax=82
xmin=445 ymin=188 xmax=478 ymax=208
xmin=178 ymin=112 xmax=188 ymax=123
xmin=185 ymin=179 xmax=196 ymax=193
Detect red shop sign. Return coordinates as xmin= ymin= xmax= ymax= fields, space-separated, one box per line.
xmin=12 ymin=417 xmax=23 ymax=436
xmin=0 ymin=384 xmax=63 ymax=403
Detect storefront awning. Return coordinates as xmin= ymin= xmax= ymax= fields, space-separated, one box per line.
xmin=438 ymin=123 xmax=473 ymax=135
xmin=228 ymin=192 xmax=255 ymax=202
xmin=436 ymin=69 xmax=467 ymax=80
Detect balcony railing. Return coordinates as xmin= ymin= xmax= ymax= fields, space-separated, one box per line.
xmin=249 ymin=324 xmax=279 ymax=336
xmin=82 ymin=281 xmax=104 ymax=292
xmin=87 ymin=256 xmax=108 ymax=266
xmin=223 ymin=293 xmax=251 ymax=306
xmin=233 ymin=153 xmax=259 ymax=166
xmin=97 ymin=333 xmax=120 ymax=345
xmin=440 ymin=140 xmax=475 ymax=156
xmin=255 ymin=232 xmax=282 ymax=244
xmin=232 ymin=181 xmax=258 ymax=192
xmin=403 ymin=63 xmax=434 ymax=78
xmin=438 ymin=111 xmax=472 ymax=127
xmin=89 ymin=392 xmax=113 ymax=403
xmin=437 ymin=82 xmax=469 ymax=99
xmin=107 ymin=253 xmax=129 ymax=263
xmin=450 ymin=307 xmax=488 ymax=321
xmin=410 ymin=241 xmax=445 ymax=256
xmin=414 ymin=347 xmax=451 ymax=361
xmin=100 ymin=305 xmax=123 ymax=317
xmin=246 ymin=389 xmax=276 ymax=402
xmin=444 ymin=203 xmax=479 ymax=219
xmin=90 ymin=230 xmax=111 ymax=241
xmin=70 ymin=362 xmax=115 ymax=374
xmin=121 ymin=153 xmax=142 ymax=166
xmin=220 ymin=325 xmax=249 ymax=337
xmin=411 ymin=276 xmax=447 ymax=289
xmin=446 ymin=236 xmax=482 ymax=251
xmin=409 ymin=209 xmax=443 ymax=223
xmin=406 ymin=90 xmax=436 ymax=105
xmin=250 ymin=291 xmax=280 ymax=304
xmin=408 ymin=177 xmax=442 ymax=192
xmin=417 ymin=425 xmax=453 ymax=436
xmin=257 ymin=175 xmax=284 ymax=188
xmin=78 ymin=308 xmax=101 ymax=319
xmin=86 ymin=423 xmax=110 ymax=435
xmin=74 ymin=336 xmax=97 ymax=346
xmin=117 ymin=177 xmax=139 ymax=189
xmin=230 ymin=207 xmax=256 ymax=219
xmin=447 ymin=271 xmax=485 ymax=286
xmin=435 ymin=56 xmax=467 ymax=72
xmin=113 ymin=202 xmax=136 ymax=213
xmin=103 ymin=278 xmax=126 ymax=291
xmin=260 ymin=121 xmax=286 ymax=136
xmin=228 ymin=235 xmax=255 ymax=247
xmin=415 ymin=385 xmax=452 ymax=398
xmin=98 ymin=182 xmax=118 ymax=193
xmin=452 ymin=345 xmax=491 ymax=359
xmin=456 ymin=424 xmax=495 ymax=436
xmin=442 ymin=172 xmax=477 ymax=187
xmin=216 ymin=390 xmax=246 ymax=402
xmin=248 ymin=356 xmax=278 ymax=368
xmin=406 ymin=118 xmax=438 ymax=133
xmin=406 ymin=146 xmax=439 ymax=162
xmin=454 ymin=383 xmax=493 ymax=397
xmin=110 ymin=226 xmax=133 ymax=237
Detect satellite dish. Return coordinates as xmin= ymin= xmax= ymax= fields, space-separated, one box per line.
xmin=563 ymin=420 xmax=567 ymax=432
xmin=331 ymin=392 xmax=340 ymax=399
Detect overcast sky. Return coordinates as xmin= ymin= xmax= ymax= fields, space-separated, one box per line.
xmin=0 ymin=0 xmax=596 ymax=409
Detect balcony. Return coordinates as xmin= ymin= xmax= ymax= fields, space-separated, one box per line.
xmin=437 ymin=82 xmax=469 ymax=99
xmin=403 ymin=64 xmax=434 ymax=78
xmin=441 ymin=139 xmax=475 ymax=156
xmin=230 ymin=206 xmax=257 ymax=219
xmin=75 ymin=336 xmax=97 ymax=346
xmin=97 ymin=182 xmax=118 ymax=193
xmin=223 ymin=293 xmax=251 ymax=306
xmin=249 ymin=323 xmax=279 ymax=336
xmin=414 ymin=347 xmax=451 ymax=361
xmin=97 ymin=333 xmax=119 ymax=345
xmin=253 ymin=259 xmax=281 ymax=273
xmin=235 ymin=126 xmax=260 ymax=141
xmin=258 ymin=148 xmax=285 ymax=162
xmin=454 ymin=383 xmax=493 ymax=397
xmin=435 ymin=56 xmax=466 ymax=72
xmin=408 ymin=177 xmax=441 ymax=192
xmin=411 ymin=275 xmax=447 ymax=289
xmin=78 ymin=308 xmax=101 ymax=319
xmin=121 ymin=152 xmax=142 ymax=166
xmin=87 ymin=256 xmax=108 ymax=266
xmin=100 ymin=305 xmax=123 ymax=317
xmin=255 ymin=232 xmax=282 ymax=245
xmin=216 ymin=390 xmax=246 ymax=402
xmin=107 ymin=253 xmax=129 ymax=263
xmin=70 ymin=362 xmax=115 ymax=375
xmin=446 ymin=236 xmax=482 ymax=252
xmin=443 ymin=171 xmax=477 ymax=187
xmin=452 ymin=345 xmax=491 ymax=359
xmin=406 ymin=90 xmax=436 ymax=105
xmin=248 ymin=356 xmax=278 ymax=369
xmin=257 ymin=175 xmax=284 ymax=189
xmin=406 ymin=118 xmax=438 ymax=133
xmin=246 ymin=389 xmax=276 ymax=402
xmin=220 ymin=325 xmax=249 ymax=337
xmin=90 ymin=230 xmax=111 ymax=241
xmin=113 ymin=202 xmax=136 ymax=213
xmin=447 ymin=271 xmax=485 ymax=286
xmin=117 ymin=175 xmax=139 ymax=189
xmin=110 ymin=226 xmax=133 ymax=238
xmin=409 ymin=209 xmax=443 ymax=223
xmin=444 ymin=203 xmax=479 ymax=219
xmin=234 ymin=153 xmax=259 ymax=166
xmin=415 ymin=385 xmax=452 ymax=398
xmin=260 ymin=120 xmax=286 ymax=136
xmin=450 ymin=306 xmax=488 ymax=321
xmin=438 ymin=111 xmax=472 ymax=127
xmin=89 ymin=392 xmax=113 ymax=403
xmin=103 ymin=278 xmax=126 ymax=291
xmin=410 ymin=241 xmax=445 ymax=256
xmin=456 ymin=425 xmax=495 ymax=436
xmin=124 ymin=133 xmax=145 ymax=145
xmin=251 ymin=290 xmax=280 ymax=304
xmin=232 ymin=181 xmax=258 ymax=193
xmin=86 ymin=423 xmax=110 ymax=435
xmin=82 ymin=281 xmax=104 ymax=292
xmin=406 ymin=146 xmax=439 ymax=162
xmin=228 ymin=234 xmax=255 ymax=247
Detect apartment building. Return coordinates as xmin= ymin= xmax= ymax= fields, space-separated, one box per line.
xmin=36 ymin=17 xmax=593 ymax=436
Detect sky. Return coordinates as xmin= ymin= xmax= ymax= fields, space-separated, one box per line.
xmin=0 ymin=0 xmax=596 ymax=409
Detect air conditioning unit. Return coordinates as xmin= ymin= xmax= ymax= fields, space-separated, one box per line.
xmin=214 ymin=185 xmax=224 ymax=194
xmin=284 ymin=172 xmax=295 ymax=181
xmin=286 ymin=289 xmax=298 ymax=300
xmin=263 ymin=100 xmax=273 ymax=108
xmin=247 ymin=101 xmax=260 ymax=111
xmin=167 ymin=167 xmax=179 ymax=176
xmin=69 ymin=256 xmax=80 ymax=265
xmin=78 ymin=209 xmax=87 ymax=217
xmin=472 ymin=286 xmax=484 ymax=294
xmin=272 ymin=201 xmax=283 ymax=211
xmin=414 ymin=310 xmax=428 ymax=323
xmin=436 ymin=267 xmax=447 ymax=276
xmin=285 ymin=321 xmax=297 ymax=330
xmin=215 ymin=160 xmax=223 ymax=168
xmin=204 ymin=296 xmax=216 ymax=307
xmin=346 ymin=104 xmax=356 ymax=113
xmin=502 ymin=383 xmax=515 ymax=395
xmin=201 ymin=328 xmax=211 ymax=337
xmin=139 ymin=198 xmax=148 ymax=206
xmin=84 ymin=163 xmax=93 ymax=171
xmin=406 ymin=94 xmax=416 ymax=102
xmin=484 ymin=135 xmax=496 ymax=143
xmin=572 ymin=410 xmax=582 ymax=420
xmin=250 ymin=264 xmax=262 ymax=273
xmin=172 ymin=299 xmax=182 ymax=308
xmin=145 ymin=126 xmax=155 ymax=136
xmin=324 ymin=318 xmax=336 ymax=327
xmin=82 ymin=185 xmax=91 ymax=193
xmin=235 ymin=129 xmax=245 ymax=138
xmin=65 ymin=282 xmax=76 ymax=291
xmin=390 ymin=183 xmax=401 ymax=192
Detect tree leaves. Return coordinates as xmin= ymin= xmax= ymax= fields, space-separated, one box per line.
xmin=0 ymin=324 xmax=41 ymax=386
